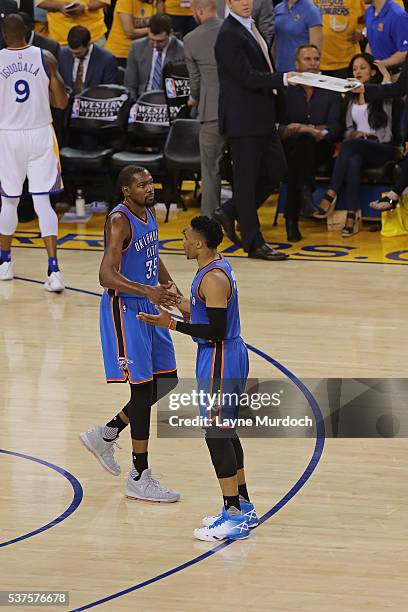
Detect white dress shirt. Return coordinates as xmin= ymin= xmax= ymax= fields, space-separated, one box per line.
xmin=228 ymin=10 xmax=288 ymax=84
xmin=147 ymin=39 xmax=171 ymax=91
xmin=72 ymin=44 xmax=93 ymax=83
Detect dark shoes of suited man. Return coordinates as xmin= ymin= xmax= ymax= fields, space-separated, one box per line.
xmin=212 ymin=206 xmax=241 ymax=245
xmin=248 ymin=244 xmax=289 ymax=260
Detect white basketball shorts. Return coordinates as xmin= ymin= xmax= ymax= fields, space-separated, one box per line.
xmin=0 ymin=124 xmax=63 ymax=198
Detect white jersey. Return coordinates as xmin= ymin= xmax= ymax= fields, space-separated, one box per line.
xmin=0 ymin=45 xmax=51 ymax=130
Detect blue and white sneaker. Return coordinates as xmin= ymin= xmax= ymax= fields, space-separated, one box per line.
xmin=194 ymin=507 xmax=250 ymax=541
xmin=202 ymin=498 xmax=258 ymax=529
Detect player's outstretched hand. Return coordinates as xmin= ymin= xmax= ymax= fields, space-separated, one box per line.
xmin=138 ymin=309 xmax=172 ymax=329
xmin=145 ymin=285 xmax=179 ymax=308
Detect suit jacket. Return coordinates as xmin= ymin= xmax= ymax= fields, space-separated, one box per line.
xmin=59 ymin=44 xmax=118 ymax=90
xmin=0 ymin=0 xmax=18 ymax=49
xmin=216 ymin=0 xmax=274 ymax=46
xmin=215 ymin=15 xmax=285 ymax=138
xmin=124 ymin=36 xmax=185 ymax=99
xmin=32 ymin=32 xmax=60 ymax=61
xmin=184 ymin=16 xmax=222 ymax=123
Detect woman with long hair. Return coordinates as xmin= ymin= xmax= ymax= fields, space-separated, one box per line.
xmin=313 ymin=53 xmax=397 ymax=236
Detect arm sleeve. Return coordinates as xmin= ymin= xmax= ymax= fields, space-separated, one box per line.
xmin=175 ymin=307 xmax=227 ymax=341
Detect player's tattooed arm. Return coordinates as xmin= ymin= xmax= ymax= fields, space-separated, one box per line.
xmin=99 ymin=213 xmax=178 ymax=307
xmin=43 ymin=50 xmax=69 ymax=110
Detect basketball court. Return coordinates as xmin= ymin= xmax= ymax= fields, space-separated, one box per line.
xmin=0 ymin=202 xmax=407 ymax=611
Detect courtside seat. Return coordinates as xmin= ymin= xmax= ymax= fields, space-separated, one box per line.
xmin=111 ymin=151 xmax=164 ymax=174
xmin=60 ymin=85 xmax=131 ymax=203
xmin=60 ymin=147 xmax=114 ymax=170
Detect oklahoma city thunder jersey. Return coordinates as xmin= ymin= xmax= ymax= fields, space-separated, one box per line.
xmin=190 ymin=255 xmax=241 ymax=345
xmin=0 ymin=46 xmax=51 ymax=130
xmin=106 ymin=203 xmax=159 ymax=297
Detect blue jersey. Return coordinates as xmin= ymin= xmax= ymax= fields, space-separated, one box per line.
xmin=106 ymin=203 xmax=158 ymax=297
xmin=190 ymin=255 xmax=241 ymax=344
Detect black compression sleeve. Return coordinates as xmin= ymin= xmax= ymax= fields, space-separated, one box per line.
xmin=175 ymin=307 xmax=227 ymax=341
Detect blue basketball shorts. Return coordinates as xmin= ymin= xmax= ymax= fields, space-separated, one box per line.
xmin=195 ymin=337 xmax=249 ymax=422
xmin=100 ymin=292 xmax=176 ymax=384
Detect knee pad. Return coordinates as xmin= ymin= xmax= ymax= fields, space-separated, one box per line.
xmin=0 ymin=197 xmax=19 ymax=235
xmin=153 ymin=370 xmax=178 ymax=405
xmin=32 ymin=194 xmax=58 ymax=237
xmin=205 ymin=432 xmax=237 ymax=479
xmin=127 ymin=381 xmax=154 ymax=440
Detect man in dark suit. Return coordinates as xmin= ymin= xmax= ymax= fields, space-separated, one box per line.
xmin=20 ymin=12 xmax=60 ymax=60
xmin=214 ymin=0 xmax=297 ymax=260
xmin=0 ymin=0 xmax=17 ymax=49
xmin=59 ymin=25 xmax=118 ymax=93
xmin=125 ymin=13 xmax=185 ymax=99
xmin=216 ymin=0 xmax=274 ymax=46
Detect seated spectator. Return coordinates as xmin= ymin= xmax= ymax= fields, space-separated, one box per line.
xmin=105 ymin=0 xmax=162 ymax=68
xmin=366 ymin=0 xmax=408 ymax=72
xmin=124 ymin=13 xmax=185 ymax=99
xmin=278 ymin=44 xmax=343 ymax=241
xmin=273 ymin=0 xmax=322 ymax=71
xmin=313 ymin=53 xmax=397 ymax=235
xmin=313 ymin=0 xmax=366 ymax=78
xmin=59 ymin=25 xmax=118 ymax=93
xmin=36 ymin=0 xmax=111 ymax=46
xmin=20 ymin=11 xmax=60 ymax=59
xmin=216 ymin=0 xmax=275 ymax=47
xmin=164 ymin=0 xmax=196 ymax=36
xmin=0 ymin=0 xmax=18 ymax=49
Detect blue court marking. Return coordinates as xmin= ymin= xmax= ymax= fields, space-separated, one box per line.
xmin=0 ymin=449 xmax=83 ymax=548
xmin=11 ymin=276 xmax=325 ymax=610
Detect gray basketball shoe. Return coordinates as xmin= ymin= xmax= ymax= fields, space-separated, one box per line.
xmin=79 ymin=425 xmax=121 ymax=476
xmin=125 ymin=469 xmax=180 ymax=502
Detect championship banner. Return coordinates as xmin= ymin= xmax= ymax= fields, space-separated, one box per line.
xmin=128 ymin=102 xmax=170 ymax=126
xmin=71 ymin=94 xmax=129 ymax=122
xmin=128 ymin=102 xmax=185 ymax=125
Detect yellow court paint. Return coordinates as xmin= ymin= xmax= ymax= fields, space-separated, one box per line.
xmin=13 ymin=202 xmax=408 ymax=265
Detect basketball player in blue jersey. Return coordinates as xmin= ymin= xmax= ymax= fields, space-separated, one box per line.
xmin=139 ymin=216 xmax=258 ymax=540
xmin=0 ymin=14 xmax=68 ymax=292
xmin=80 ymin=165 xmax=182 ymax=502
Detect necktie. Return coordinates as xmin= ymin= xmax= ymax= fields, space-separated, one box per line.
xmin=74 ymin=58 xmax=85 ymax=95
xmin=151 ymin=50 xmax=163 ymax=90
xmin=251 ymin=23 xmax=274 ymax=73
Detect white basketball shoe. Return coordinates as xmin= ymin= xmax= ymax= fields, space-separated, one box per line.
xmin=44 ymin=271 xmax=65 ymax=293
xmin=0 ymin=261 xmax=13 ymax=281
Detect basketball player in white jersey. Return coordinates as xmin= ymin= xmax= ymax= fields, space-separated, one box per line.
xmin=0 ymin=14 xmax=68 ymax=292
